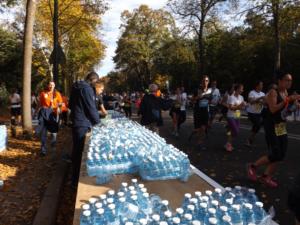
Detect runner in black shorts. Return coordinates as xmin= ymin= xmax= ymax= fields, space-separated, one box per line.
xmin=189 ymin=75 xmax=212 ymax=150
xmin=247 ymin=72 xmax=300 ymax=188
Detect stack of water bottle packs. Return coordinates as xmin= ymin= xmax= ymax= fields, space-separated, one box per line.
xmin=86 ymin=118 xmax=191 ymax=183
xmin=80 ymin=180 xmax=272 ymax=225
xmin=0 ymin=125 xmax=7 ymax=152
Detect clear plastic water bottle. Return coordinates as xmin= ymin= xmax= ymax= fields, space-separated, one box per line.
xmin=99 ymin=194 xmax=107 ymax=205
xmin=94 ymin=208 xmax=106 ymax=225
xmin=164 ymin=210 xmax=173 ymax=223
xmin=160 ymin=200 xmax=171 ymax=219
xmin=233 ymin=186 xmax=243 ymax=204
xmin=80 ymin=210 xmax=92 ymax=225
xmin=139 ymin=218 xmax=148 ymax=225
xmin=125 ymin=222 xmax=134 ymax=225
xmin=95 ymin=202 xmax=103 ymax=211
xmin=182 ymin=193 xmax=192 ymax=210
xmin=175 ymin=208 xmax=184 ymax=220
xmin=242 ymin=203 xmax=255 ymax=224
xmin=88 ymin=197 xmax=97 ymax=215
xmin=253 ymin=202 xmax=267 ymax=223
xmin=229 ymin=205 xmax=243 ymax=225
xmin=150 ymin=214 xmax=161 ymax=225
xmin=171 ymin=217 xmax=181 ymax=225
xmin=246 ymin=189 xmax=258 ymax=204
xmin=205 ymin=190 xmax=213 ymax=200
xmin=201 ymin=196 xmax=210 ymax=205
xmin=182 ymin=213 xmax=193 ymax=224
xmin=108 ymin=190 xmax=116 ymax=199
xmin=217 ymin=206 xmax=228 ymax=221
xmin=82 ymin=204 xmax=90 ymax=211
xmin=211 ymin=200 xmax=219 ymax=210
xmin=208 ymin=217 xmax=218 ymax=225
xmin=190 ymin=198 xmax=199 ymax=216
xmin=205 ymin=208 xmax=217 ymax=224
xmin=221 ymin=215 xmax=232 ymax=225
xmin=192 ymin=220 xmax=201 ymax=225
xmin=119 ymin=182 xmax=128 ymax=193
xmin=106 ymin=204 xmax=118 ymax=224
xmin=213 ymin=188 xmax=223 ymax=202
xmin=197 ymin=202 xmax=208 ymax=222
xmin=187 ymin=204 xmax=195 ymax=215
xmin=225 ymin=199 xmax=233 ymax=209
xmin=195 ymin=191 xmax=202 ymax=201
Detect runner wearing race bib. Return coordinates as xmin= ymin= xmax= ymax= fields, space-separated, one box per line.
xmin=246 ymin=81 xmax=266 ymax=147
xmin=247 ymin=72 xmax=300 ymax=188
xmin=190 ymin=75 xmax=212 ymax=150
xmin=224 ymin=84 xmax=246 ymax=152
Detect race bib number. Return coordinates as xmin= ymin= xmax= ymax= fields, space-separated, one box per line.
xmin=274 ymin=122 xmax=287 ymax=136
xmin=234 ymin=110 xmax=241 ymax=118
xmin=254 ymin=103 xmax=263 ymax=113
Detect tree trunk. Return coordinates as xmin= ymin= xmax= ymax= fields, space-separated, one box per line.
xmin=52 ymin=0 xmax=59 ymax=85
xmin=272 ymin=1 xmax=281 ymax=78
xmin=22 ymin=0 xmax=37 ymax=135
xmin=198 ymin=21 xmax=205 ymax=77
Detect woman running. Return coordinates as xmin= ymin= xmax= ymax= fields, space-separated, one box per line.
xmin=189 ymin=75 xmax=212 ymax=150
xmin=247 ymin=73 xmax=300 ymax=188
xmin=245 ymin=81 xmax=266 ymax=147
xmin=170 ymin=88 xmax=182 ymax=137
xmin=224 ymin=84 xmax=247 ymax=152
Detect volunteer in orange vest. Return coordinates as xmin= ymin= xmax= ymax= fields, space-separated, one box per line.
xmin=39 ymin=81 xmax=63 ymax=155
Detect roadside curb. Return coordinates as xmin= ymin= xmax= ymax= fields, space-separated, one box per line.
xmin=32 ymin=157 xmax=70 ymax=225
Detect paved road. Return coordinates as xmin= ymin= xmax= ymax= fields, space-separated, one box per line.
xmin=152 ymin=111 xmax=299 ymax=225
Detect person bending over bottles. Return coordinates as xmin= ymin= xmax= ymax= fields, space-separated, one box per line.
xmin=247 ymin=72 xmax=300 ymax=188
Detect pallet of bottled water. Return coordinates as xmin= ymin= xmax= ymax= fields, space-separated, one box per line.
xmin=0 ymin=125 xmax=7 ymax=152
xmin=80 ymin=179 xmax=275 ymax=225
xmin=87 ymin=118 xmax=191 ymax=184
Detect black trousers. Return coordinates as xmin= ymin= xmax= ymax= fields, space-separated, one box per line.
xmin=71 ymin=126 xmax=89 ymax=185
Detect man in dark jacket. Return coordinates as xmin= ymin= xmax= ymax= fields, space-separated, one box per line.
xmin=140 ymin=84 xmax=165 ymax=134
xmin=69 ymin=72 xmax=100 ymax=187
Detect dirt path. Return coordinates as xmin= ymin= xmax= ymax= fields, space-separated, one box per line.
xmin=0 ymin=126 xmax=71 ymax=225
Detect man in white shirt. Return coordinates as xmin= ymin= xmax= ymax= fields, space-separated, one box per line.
xmin=9 ymin=89 xmax=21 ymax=125
xmin=178 ymin=87 xmax=187 ymax=131
xmin=246 ymin=81 xmax=265 ymax=146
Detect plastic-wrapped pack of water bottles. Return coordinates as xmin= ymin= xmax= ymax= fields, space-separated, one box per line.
xmin=0 ymin=125 xmax=7 ymax=152
xmin=80 ymin=180 xmax=273 ymax=225
xmin=107 ymin=110 xmax=125 ymax=119
xmin=86 ymin=118 xmax=191 ymax=183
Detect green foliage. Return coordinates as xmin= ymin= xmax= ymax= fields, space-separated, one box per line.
xmin=0 ymin=26 xmax=22 ymax=91
xmin=114 ymin=5 xmax=176 ymax=90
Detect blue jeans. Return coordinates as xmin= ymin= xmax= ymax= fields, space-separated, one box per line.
xmin=40 ymin=125 xmax=57 ymax=154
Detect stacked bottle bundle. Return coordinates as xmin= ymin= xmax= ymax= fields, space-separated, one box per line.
xmin=107 ymin=110 xmax=125 ymax=119
xmin=0 ymin=125 xmax=7 ymax=152
xmin=80 ymin=180 xmax=271 ymax=225
xmin=86 ymin=118 xmax=191 ymax=184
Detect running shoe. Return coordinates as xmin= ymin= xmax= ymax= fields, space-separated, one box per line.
xmin=246 ymin=163 xmax=257 ymax=181
xmin=260 ymin=175 xmax=278 ymax=188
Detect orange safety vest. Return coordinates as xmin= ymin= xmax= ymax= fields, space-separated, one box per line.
xmin=39 ymin=90 xmax=63 ymax=114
